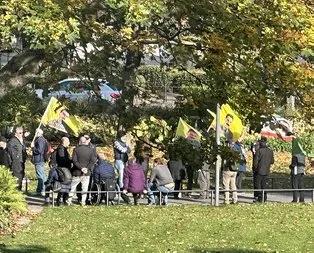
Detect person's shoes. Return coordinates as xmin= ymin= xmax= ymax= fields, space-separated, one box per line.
xmin=162 ymin=202 xmax=168 ymax=206
xmin=147 ymin=203 xmax=156 ymax=206
xmin=44 ymin=201 xmax=50 ymax=207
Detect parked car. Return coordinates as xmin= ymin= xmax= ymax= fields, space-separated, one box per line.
xmin=36 ymin=78 xmax=121 ymax=102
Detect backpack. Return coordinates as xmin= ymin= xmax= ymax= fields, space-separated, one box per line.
xmin=101 ymin=179 xmax=116 ymax=202
xmin=43 ymin=139 xmax=52 ymax=162
xmin=56 ymin=167 xmax=72 ymax=185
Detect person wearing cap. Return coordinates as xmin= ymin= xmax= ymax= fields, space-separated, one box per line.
xmin=7 ymin=126 xmax=27 ymax=191
xmin=253 ymin=136 xmax=274 ymax=203
xmin=31 ymin=128 xmax=50 ymax=196
xmin=0 ymin=136 xmax=10 ymax=168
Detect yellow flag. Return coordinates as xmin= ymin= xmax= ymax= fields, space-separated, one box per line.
xmin=41 ymin=97 xmax=81 ymax=136
xmin=175 ymin=117 xmax=202 ymax=142
xmin=208 ymin=104 xmax=243 ymax=141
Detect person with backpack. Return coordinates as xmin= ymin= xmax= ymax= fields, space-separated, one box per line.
xmin=49 ymin=136 xmax=73 ymax=206
xmin=51 ymin=136 xmax=72 ymax=169
xmin=31 ymin=128 xmax=50 ymax=196
xmin=44 ymin=162 xmax=72 ymax=206
xmin=68 ymin=136 xmax=97 ymax=206
xmin=122 ymin=158 xmax=146 ymax=205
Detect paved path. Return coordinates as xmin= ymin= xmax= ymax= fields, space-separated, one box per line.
xmin=25 ymin=189 xmax=312 ymax=208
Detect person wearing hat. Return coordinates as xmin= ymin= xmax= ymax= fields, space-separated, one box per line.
xmin=0 ymin=136 xmax=10 ymax=168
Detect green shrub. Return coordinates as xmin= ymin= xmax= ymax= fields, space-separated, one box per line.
xmin=0 ymin=165 xmax=27 ymax=233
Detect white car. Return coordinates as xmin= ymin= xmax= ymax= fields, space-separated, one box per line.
xmin=36 ymin=78 xmax=121 ymax=102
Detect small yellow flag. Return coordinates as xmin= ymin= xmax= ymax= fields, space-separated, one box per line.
xmin=41 ymin=97 xmax=81 ymax=136
xmin=175 ymin=118 xmax=202 ymax=142
xmin=208 ymin=104 xmax=243 ymax=141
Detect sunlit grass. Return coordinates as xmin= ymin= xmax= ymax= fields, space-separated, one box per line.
xmin=1 ymin=204 xmax=314 ymax=252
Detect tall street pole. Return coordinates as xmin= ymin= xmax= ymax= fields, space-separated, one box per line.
xmin=215 ymin=103 xmax=221 ymax=206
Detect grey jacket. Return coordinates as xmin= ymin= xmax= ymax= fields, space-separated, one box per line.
xmin=150 ymin=164 xmax=174 ymax=186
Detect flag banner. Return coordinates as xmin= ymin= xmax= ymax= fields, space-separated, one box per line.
xmin=292 ymin=137 xmax=307 ymax=156
xmin=260 ymin=114 xmax=293 ymax=141
xmin=175 ymin=118 xmax=202 ymax=143
xmin=41 ymin=97 xmax=81 ymax=136
xmin=208 ymin=104 xmax=243 ymax=141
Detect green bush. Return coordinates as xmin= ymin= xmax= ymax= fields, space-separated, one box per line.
xmin=0 ymin=165 xmax=27 ymax=233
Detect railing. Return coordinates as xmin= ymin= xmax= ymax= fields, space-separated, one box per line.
xmin=45 ymin=188 xmax=312 ymax=207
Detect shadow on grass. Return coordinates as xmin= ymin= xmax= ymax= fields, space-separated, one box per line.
xmin=191 ymin=248 xmax=267 ymax=253
xmin=0 ymin=244 xmax=51 ymax=253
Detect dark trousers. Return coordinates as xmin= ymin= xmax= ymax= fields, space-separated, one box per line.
xmin=174 ymin=180 xmax=182 ymax=198
xmin=11 ymin=160 xmax=25 ymax=191
xmin=57 ymin=192 xmax=69 ymax=205
xmin=236 ymin=171 xmax=245 ymax=190
xmin=186 ymin=167 xmax=194 ymax=192
xmin=253 ymin=172 xmax=258 ymax=198
xmin=291 ymin=174 xmax=305 ymax=202
xmin=256 ymin=174 xmax=268 ymax=202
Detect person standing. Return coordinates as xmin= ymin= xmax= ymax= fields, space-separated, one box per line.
xmin=197 ymin=162 xmax=210 ymax=199
xmin=222 ymin=157 xmax=238 ymax=205
xmin=251 ymin=136 xmax=263 ymax=200
xmin=290 ymin=136 xmax=306 ymax=203
xmin=52 ymin=136 xmax=72 ymax=205
xmin=254 ymin=137 xmax=274 ymax=203
xmin=113 ymin=131 xmax=131 ymax=190
xmin=31 ymin=129 xmax=49 ymax=196
xmin=7 ymin=126 xmax=27 ymax=191
xmin=168 ymin=155 xmax=186 ymax=199
xmin=0 ymin=136 xmax=10 ymax=168
xmin=233 ymin=137 xmax=247 ymax=190
xmin=68 ymin=136 xmax=97 ymax=206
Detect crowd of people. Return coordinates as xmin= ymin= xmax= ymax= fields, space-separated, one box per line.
xmin=0 ymin=124 xmax=307 ymax=206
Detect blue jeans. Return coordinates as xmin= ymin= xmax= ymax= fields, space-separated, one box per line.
xmin=114 ymin=160 xmax=125 ymax=188
xmin=147 ymin=182 xmax=174 ymax=204
xmin=35 ymin=162 xmax=46 ymax=194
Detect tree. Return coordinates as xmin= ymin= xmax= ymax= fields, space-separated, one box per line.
xmin=0 ymin=0 xmax=313 ymax=139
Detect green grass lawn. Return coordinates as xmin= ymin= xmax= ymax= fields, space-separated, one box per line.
xmin=1 ymin=204 xmax=314 ymax=253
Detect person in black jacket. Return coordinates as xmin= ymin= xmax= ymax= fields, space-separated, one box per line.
xmin=7 ymin=126 xmax=27 ymax=191
xmin=53 ymin=137 xmax=72 ymax=169
xmin=0 ymin=136 xmax=10 ymax=168
xmin=253 ymin=137 xmax=274 ymax=202
xmin=113 ymin=131 xmax=130 ymax=189
xmin=52 ymin=136 xmax=72 ymax=206
xmin=68 ymin=136 xmax=97 ymax=206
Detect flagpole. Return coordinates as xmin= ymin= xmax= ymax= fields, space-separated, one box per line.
xmin=31 ymin=97 xmax=54 ymax=144
xmin=215 ymin=103 xmax=221 ymax=206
